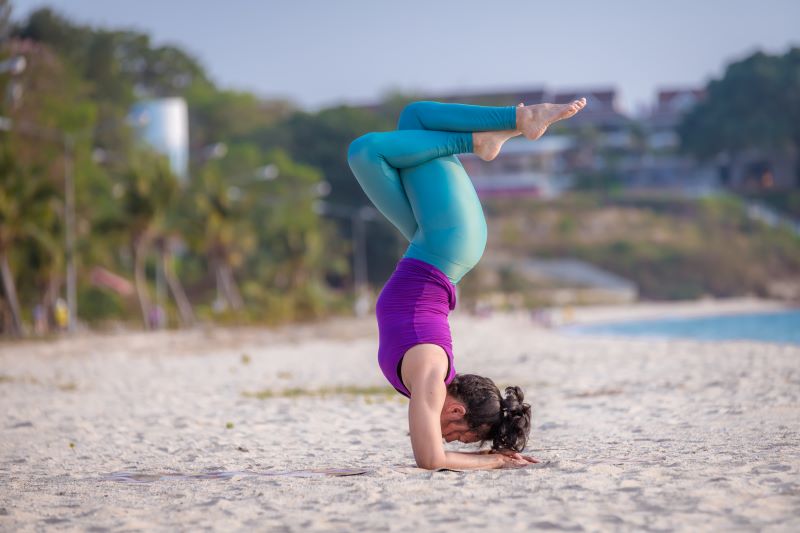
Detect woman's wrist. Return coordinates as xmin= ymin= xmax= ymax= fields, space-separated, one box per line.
xmin=491 ymin=453 xmax=507 ymax=469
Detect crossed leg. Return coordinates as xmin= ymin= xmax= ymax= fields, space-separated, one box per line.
xmin=395 ymin=103 xmax=510 ymax=283
xmin=347 ymin=99 xmax=587 ymax=283
xmin=348 ymin=102 xmax=517 ymax=283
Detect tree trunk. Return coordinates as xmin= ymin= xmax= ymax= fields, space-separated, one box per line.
xmin=161 ymin=248 xmax=195 ymax=327
xmin=793 ymin=139 xmax=800 ymax=188
xmin=133 ymin=233 xmax=153 ymax=329
xmin=42 ymin=275 xmax=62 ymax=334
xmin=0 ymin=251 xmax=23 ymax=336
xmin=217 ymin=262 xmax=243 ymax=311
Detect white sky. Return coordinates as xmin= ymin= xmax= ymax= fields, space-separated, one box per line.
xmin=11 ymin=0 xmax=800 ymax=114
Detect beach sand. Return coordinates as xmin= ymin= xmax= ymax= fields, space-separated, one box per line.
xmin=1 ymin=299 xmax=799 ymax=531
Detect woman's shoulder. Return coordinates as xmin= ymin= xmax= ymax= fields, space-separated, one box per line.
xmin=401 ymin=344 xmax=450 ymax=393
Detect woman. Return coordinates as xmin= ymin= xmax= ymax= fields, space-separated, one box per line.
xmin=347 ymin=98 xmax=587 ymax=470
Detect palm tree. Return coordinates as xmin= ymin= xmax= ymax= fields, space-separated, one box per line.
xmin=0 ymin=144 xmax=60 ymax=335
xmin=118 ymin=149 xmax=180 ymax=328
xmin=185 ymin=165 xmax=255 ymax=312
xmin=154 ymin=232 xmax=195 ymax=327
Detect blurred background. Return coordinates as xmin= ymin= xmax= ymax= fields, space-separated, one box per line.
xmin=1 ymin=0 xmax=799 ymax=337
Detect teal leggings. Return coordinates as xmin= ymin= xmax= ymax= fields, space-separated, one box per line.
xmin=347 ymin=102 xmax=517 ymax=284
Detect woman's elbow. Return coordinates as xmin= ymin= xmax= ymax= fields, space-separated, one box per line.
xmin=416 ymin=456 xmax=447 ymax=471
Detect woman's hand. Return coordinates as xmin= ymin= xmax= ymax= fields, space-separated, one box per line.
xmin=494 ymin=449 xmax=541 ymax=466
xmin=492 ymin=453 xmax=530 ymax=468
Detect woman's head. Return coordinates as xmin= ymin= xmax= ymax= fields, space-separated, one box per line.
xmin=444 ymin=374 xmax=531 ymax=452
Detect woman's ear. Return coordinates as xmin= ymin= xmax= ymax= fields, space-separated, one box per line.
xmin=451 ymin=402 xmax=467 ymax=418
xmin=443 ymin=397 xmax=467 ymax=419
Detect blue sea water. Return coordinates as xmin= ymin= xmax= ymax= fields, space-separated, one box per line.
xmin=565 ymin=309 xmax=800 ymax=345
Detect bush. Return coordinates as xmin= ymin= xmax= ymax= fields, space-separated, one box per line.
xmin=77 ymin=287 xmax=128 ymax=322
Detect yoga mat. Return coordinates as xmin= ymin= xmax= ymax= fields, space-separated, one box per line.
xmin=102 ymin=468 xmax=370 ymax=483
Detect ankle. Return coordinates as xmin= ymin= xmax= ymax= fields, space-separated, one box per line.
xmin=472 ymin=131 xmax=484 ymax=152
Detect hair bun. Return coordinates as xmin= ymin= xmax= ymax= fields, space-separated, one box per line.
xmin=503 ymin=386 xmax=525 ymax=413
xmin=494 ymin=386 xmax=532 ymax=452
xmin=445 ymin=374 xmax=532 ymax=453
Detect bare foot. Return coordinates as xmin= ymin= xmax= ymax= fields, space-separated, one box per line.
xmin=472 ymin=103 xmax=524 ymax=161
xmin=473 ymin=129 xmax=520 ymax=161
xmin=516 ymin=98 xmax=587 ymax=140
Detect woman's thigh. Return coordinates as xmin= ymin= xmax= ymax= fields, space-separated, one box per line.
xmin=401 ymin=156 xmax=487 ymax=283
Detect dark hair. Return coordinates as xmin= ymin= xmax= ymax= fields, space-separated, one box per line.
xmin=446 ymin=374 xmax=532 ymax=452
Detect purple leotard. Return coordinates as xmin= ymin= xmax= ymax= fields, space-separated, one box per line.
xmin=376 ymin=258 xmax=457 ymax=397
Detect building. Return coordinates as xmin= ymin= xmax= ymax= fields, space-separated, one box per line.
xmin=618 ymin=87 xmax=720 ymax=195
xmin=647 ymin=88 xmax=706 ymax=150
xmin=461 ymin=135 xmax=577 ymax=198
xmin=362 ymin=84 xmax=799 ymax=196
xmin=433 ymin=87 xmax=547 ymax=107
xmin=552 ymin=89 xmax=630 ymax=133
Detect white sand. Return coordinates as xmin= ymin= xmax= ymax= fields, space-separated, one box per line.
xmin=1 ymin=299 xmax=799 ymax=531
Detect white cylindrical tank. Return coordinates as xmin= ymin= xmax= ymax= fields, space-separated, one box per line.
xmin=129 ymin=97 xmax=189 ymax=181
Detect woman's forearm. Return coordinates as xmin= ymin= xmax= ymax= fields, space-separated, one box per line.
xmin=443 ymin=451 xmax=503 ymax=470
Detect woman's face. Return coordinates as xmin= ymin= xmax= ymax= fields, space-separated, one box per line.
xmin=440 ymin=395 xmax=487 ymax=443
xmin=440 ymin=418 xmax=481 ymax=443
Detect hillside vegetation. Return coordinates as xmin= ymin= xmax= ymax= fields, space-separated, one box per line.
xmin=478 ymin=193 xmax=800 ymax=301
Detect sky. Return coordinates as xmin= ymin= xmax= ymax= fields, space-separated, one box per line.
xmin=10 ymin=0 xmax=800 ymax=115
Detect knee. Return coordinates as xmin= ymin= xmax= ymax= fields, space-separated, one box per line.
xmin=397 ymin=101 xmax=434 ymax=130
xmin=461 ymin=224 xmax=488 ymax=270
xmin=347 ymin=133 xmax=379 ymax=168
xmin=425 ymin=221 xmax=487 ymax=272
xmin=451 ymin=219 xmax=488 ymax=271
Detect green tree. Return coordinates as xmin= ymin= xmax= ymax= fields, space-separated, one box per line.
xmin=4 ymin=6 xmax=355 ymax=331
xmin=116 ymin=149 xmax=180 ymax=327
xmin=261 ymin=105 xmax=403 ymax=284
xmin=679 ymin=48 xmax=800 ymax=186
xmin=15 ymin=8 xmax=213 ymax=101
xmin=246 ymin=150 xmax=328 ymax=319
xmin=0 ymin=142 xmax=56 ymax=335
xmin=0 ymin=35 xmax=96 ymax=334
xmin=183 ymin=161 xmax=255 ymax=313
xmin=0 ymin=0 xmax=10 ymax=41
xmin=14 ymin=8 xmax=215 ymax=161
